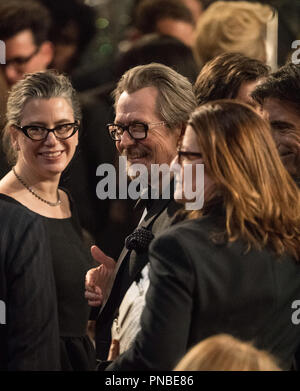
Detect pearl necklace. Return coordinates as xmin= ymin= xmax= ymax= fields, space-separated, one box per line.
xmin=12 ymin=167 xmax=61 ymax=207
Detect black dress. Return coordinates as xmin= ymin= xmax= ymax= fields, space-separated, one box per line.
xmin=0 ymin=196 xmax=60 ymax=370
xmin=0 ymin=193 xmax=96 ymax=371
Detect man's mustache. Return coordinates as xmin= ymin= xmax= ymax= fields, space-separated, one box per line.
xmin=121 ymin=147 xmax=149 ymax=159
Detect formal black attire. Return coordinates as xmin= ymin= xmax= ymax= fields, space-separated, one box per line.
xmin=107 ymin=202 xmax=300 ymax=371
xmin=95 ymin=188 xmax=182 ymax=363
xmin=0 ymin=193 xmax=96 ymax=371
xmin=0 ymin=196 xmax=60 ymax=370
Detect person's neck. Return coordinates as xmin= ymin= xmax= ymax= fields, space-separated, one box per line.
xmin=14 ymin=163 xmax=60 ymax=199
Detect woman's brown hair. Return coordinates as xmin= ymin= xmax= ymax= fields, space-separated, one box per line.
xmin=187 ymin=100 xmax=300 ymax=260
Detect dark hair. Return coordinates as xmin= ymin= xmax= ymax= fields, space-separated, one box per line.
xmin=0 ymin=0 xmax=51 ymax=45
xmin=135 ymin=0 xmax=194 ymax=34
xmin=115 ymin=34 xmax=198 ymax=83
xmin=251 ymin=63 xmax=300 ymax=116
xmin=194 ymin=53 xmax=270 ymax=104
xmin=38 ymin=0 xmax=96 ymax=54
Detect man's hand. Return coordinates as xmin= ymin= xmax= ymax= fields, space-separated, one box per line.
xmin=85 ymin=245 xmax=116 ymax=307
xmin=107 ymin=339 xmax=120 ymax=361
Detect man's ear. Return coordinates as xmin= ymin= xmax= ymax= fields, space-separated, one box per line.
xmin=39 ymin=41 xmax=54 ymax=68
xmin=176 ymin=123 xmax=186 ymax=146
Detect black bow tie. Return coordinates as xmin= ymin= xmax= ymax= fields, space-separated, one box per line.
xmin=125 ymin=227 xmax=155 ymax=253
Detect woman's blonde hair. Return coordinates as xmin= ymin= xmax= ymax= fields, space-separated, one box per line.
xmin=2 ymin=69 xmax=81 ymax=166
xmin=193 ymin=1 xmax=273 ymax=68
xmin=174 ymin=334 xmax=281 ymax=371
xmin=187 ymin=100 xmax=300 ymax=261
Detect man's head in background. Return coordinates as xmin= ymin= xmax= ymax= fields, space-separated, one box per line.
xmin=194 ymin=52 xmax=270 ymax=108
xmin=0 ymin=0 xmax=53 ymax=87
xmin=38 ymin=0 xmax=96 ymax=73
xmin=252 ymin=63 xmax=300 ymax=180
xmin=181 ymin=0 xmax=203 ymax=24
xmin=134 ymin=0 xmax=196 ymax=47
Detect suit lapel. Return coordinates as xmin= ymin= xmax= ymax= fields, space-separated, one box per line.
xmin=98 ymin=181 xmax=176 ymax=319
xmin=113 ymin=192 xmax=174 ymax=275
xmin=128 ymin=197 xmax=173 ymax=277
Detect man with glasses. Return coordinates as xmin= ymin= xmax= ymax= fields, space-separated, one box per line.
xmin=85 ymin=63 xmax=196 ymax=367
xmin=0 ymin=0 xmax=53 ymax=88
xmin=251 ymin=63 xmax=300 ymax=186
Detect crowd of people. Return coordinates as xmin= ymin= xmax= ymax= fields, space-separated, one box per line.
xmin=0 ymin=0 xmax=300 ymax=372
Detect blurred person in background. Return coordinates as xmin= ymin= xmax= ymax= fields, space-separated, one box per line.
xmin=252 ymin=62 xmax=300 ymax=185
xmin=134 ymin=0 xmax=196 ymax=47
xmin=202 ymin=0 xmax=300 ymax=66
xmin=174 ymin=334 xmax=281 ymax=371
xmin=194 ymin=52 xmax=270 ymax=108
xmin=38 ymin=0 xmax=97 ymax=77
xmin=193 ymin=1 xmax=273 ymax=68
xmin=0 ymin=0 xmax=53 ymax=88
xmin=182 ymin=0 xmax=204 ymax=24
xmin=0 ymin=71 xmax=95 ymax=371
xmin=115 ymin=33 xmax=198 ymax=84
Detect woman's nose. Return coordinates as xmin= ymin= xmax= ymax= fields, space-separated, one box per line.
xmin=44 ymin=131 xmax=58 ymax=145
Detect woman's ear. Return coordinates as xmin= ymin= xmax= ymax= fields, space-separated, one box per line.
xmin=10 ymin=125 xmax=20 ymax=151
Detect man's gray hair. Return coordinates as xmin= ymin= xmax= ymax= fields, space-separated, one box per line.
xmin=113 ymin=63 xmax=196 ymax=129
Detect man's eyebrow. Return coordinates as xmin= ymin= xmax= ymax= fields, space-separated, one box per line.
xmin=115 ymin=120 xmax=146 ymax=125
xmin=270 ymin=120 xmax=295 ymax=130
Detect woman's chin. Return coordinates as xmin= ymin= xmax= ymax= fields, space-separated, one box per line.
xmin=39 ymin=163 xmax=66 ymax=177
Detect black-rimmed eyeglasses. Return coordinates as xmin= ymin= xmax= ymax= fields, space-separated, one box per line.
xmin=4 ymin=47 xmax=40 ymax=69
xmin=107 ymin=121 xmax=167 ymax=141
xmin=14 ymin=122 xmax=79 ymax=141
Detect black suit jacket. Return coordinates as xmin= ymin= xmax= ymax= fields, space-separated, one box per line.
xmin=0 ymin=196 xmax=60 ymax=370
xmin=95 ymin=194 xmax=182 ymax=360
xmin=107 ymin=211 xmax=300 ymax=371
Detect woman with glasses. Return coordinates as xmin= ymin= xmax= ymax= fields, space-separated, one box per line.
xmin=0 ymin=70 xmax=95 ymax=370
xmin=106 ymin=100 xmax=300 ymax=371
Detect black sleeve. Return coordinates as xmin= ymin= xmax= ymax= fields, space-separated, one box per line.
xmin=6 ymin=213 xmax=60 ymax=371
xmin=105 ymin=230 xmax=195 ymax=371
